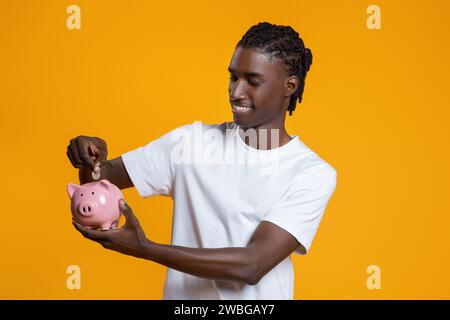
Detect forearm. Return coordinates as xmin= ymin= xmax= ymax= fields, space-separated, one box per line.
xmin=138 ymin=240 xmax=258 ymax=285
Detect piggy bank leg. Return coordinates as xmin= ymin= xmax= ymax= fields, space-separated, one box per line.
xmin=110 ymin=221 xmax=119 ymax=230
xmin=100 ymin=223 xmax=113 ymax=231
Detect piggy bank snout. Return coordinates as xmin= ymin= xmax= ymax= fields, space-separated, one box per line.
xmin=78 ymin=201 xmax=97 ymax=217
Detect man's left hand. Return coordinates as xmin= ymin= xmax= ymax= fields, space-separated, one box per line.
xmin=72 ymin=199 xmax=149 ymax=258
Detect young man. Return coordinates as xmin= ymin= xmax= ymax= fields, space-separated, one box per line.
xmin=67 ymin=22 xmax=337 ymax=299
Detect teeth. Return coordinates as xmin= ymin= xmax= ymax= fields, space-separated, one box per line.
xmin=232 ymin=105 xmax=252 ymax=111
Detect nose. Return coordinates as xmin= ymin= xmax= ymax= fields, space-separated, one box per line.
xmin=229 ymin=79 xmax=246 ymax=101
xmin=78 ymin=201 xmax=96 ymax=217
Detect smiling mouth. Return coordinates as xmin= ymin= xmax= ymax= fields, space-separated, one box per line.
xmin=231 ymin=104 xmax=254 ymax=113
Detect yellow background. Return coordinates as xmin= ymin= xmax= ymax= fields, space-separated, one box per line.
xmin=1 ymin=0 xmax=449 ymax=299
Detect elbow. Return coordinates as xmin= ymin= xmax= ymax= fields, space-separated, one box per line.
xmin=245 ymin=275 xmax=260 ymax=286
xmin=232 ymin=249 xmax=264 ymax=286
xmin=242 ymin=257 xmax=264 ymax=286
xmin=233 ymin=266 xmax=260 ymax=286
xmin=244 ymin=267 xmax=263 ymax=286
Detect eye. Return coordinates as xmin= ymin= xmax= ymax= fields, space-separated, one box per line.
xmin=92 ymin=192 xmax=94 ymax=194
xmin=229 ymin=75 xmax=260 ymax=86
xmin=80 ymin=193 xmax=83 ymax=196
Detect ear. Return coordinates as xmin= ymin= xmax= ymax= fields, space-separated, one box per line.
xmin=284 ymin=75 xmax=299 ymax=98
xmin=67 ymin=183 xmax=80 ymax=199
xmin=98 ymin=179 xmax=110 ymax=192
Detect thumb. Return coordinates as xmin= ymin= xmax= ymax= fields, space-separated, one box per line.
xmin=119 ymin=199 xmax=137 ymax=225
xmin=93 ymin=162 xmax=101 ymax=173
xmin=88 ymin=144 xmax=99 ymax=169
xmin=93 ymin=157 xmax=106 ymax=172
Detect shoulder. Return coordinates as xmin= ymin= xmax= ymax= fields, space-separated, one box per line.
xmin=289 ymin=139 xmax=338 ymax=190
xmin=167 ymin=121 xmax=232 ymax=138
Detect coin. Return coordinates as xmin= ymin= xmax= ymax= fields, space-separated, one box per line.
xmin=92 ymin=170 xmax=101 ymax=180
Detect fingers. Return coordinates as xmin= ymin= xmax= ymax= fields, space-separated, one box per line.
xmin=66 ymin=146 xmax=80 ymax=169
xmin=119 ymin=200 xmax=139 ymax=226
xmin=77 ymin=140 xmax=95 ymax=169
xmin=68 ymin=139 xmax=83 ymax=168
xmin=97 ymin=147 xmax=108 ymax=168
xmin=88 ymin=144 xmax=101 ymax=172
xmin=68 ymin=137 xmax=94 ymax=169
xmin=67 ymin=136 xmax=108 ymax=171
xmin=91 ymin=141 xmax=108 ymax=171
xmin=72 ymin=220 xmax=110 ymax=241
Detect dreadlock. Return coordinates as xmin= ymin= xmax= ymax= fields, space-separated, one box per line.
xmin=236 ymin=22 xmax=313 ymax=116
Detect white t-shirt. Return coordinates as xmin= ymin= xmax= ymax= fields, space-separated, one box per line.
xmin=121 ymin=121 xmax=337 ymax=300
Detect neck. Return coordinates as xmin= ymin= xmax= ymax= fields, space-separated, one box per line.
xmin=238 ymin=124 xmax=292 ymax=150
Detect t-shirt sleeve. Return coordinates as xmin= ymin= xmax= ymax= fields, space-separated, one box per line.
xmin=262 ymin=165 xmax=337 ymax=255
xmin=120 ymin=124 xmax=190 ymax=198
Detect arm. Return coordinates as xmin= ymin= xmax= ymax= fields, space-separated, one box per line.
xmin=140 ymin=220 xmax=303 ymax=285
xmin=73 ymin=201 xmax=303 ymax=286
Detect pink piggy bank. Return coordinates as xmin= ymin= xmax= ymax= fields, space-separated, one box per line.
xmin=67 ymin=179 xmax=124 ymax=230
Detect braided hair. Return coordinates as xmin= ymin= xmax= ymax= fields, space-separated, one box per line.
xmin=236 ymin=22 xmax=313 ymax=116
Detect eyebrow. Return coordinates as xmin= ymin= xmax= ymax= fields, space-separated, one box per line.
xmin=228 ymin=67 xmax=264 ymax=78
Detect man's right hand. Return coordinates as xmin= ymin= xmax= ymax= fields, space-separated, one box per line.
xmin=66 ymin=136 xmax=134 ymax=189
xmin=66 ymin=136 xmax=108 ymax=173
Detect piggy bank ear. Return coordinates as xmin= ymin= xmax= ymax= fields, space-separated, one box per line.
xmin=98 ymin=179 xmax=110 ymax=192
xmin=67 ymin=183 xmax=80 ymax=199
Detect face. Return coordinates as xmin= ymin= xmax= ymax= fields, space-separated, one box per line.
xmin=228 ymin=46 xmax=298 ymax=129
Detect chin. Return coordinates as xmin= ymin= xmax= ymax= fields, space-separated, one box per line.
xmin=233 ymin=120 xmax=250 ymax=129
xmin=232 ymin=116 xmax=254 ymax=129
